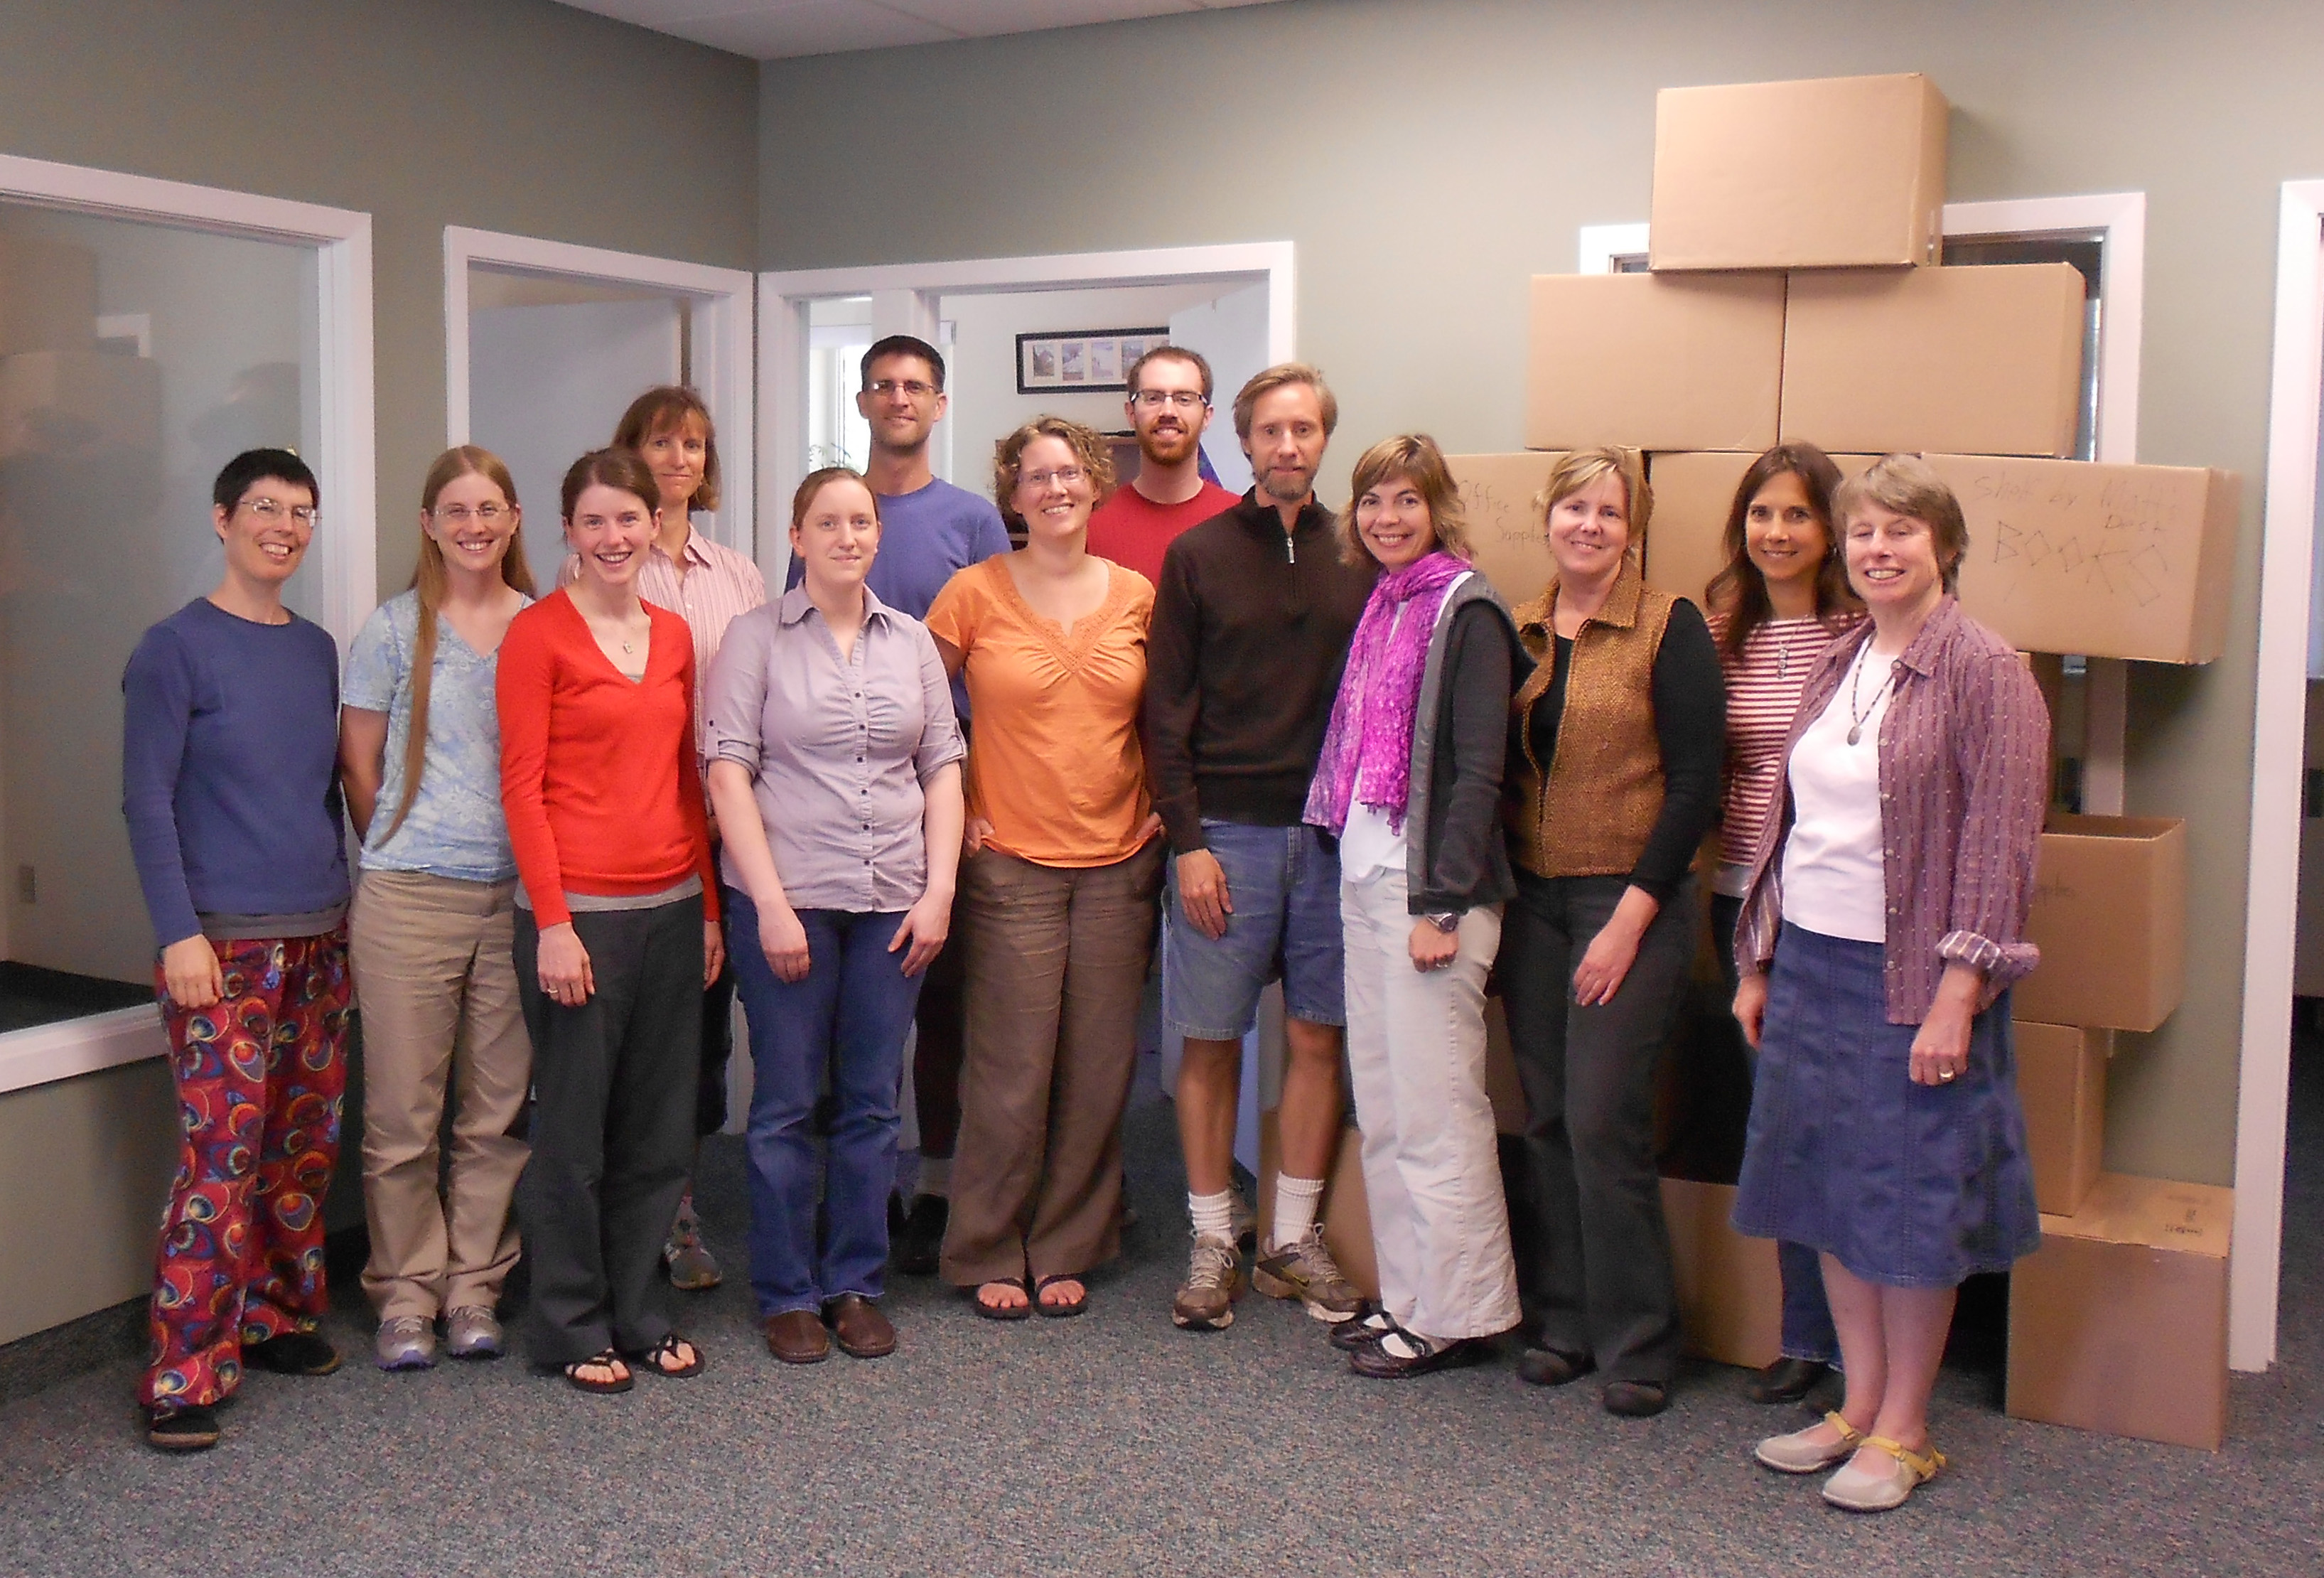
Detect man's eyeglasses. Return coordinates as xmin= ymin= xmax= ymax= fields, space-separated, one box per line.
xmin=1130 ymin=390 xmax=1207 ymax=411
xmin=241 ymin=498 xmax=319 ymax=527
xmin=866 ymin=378 xmax=938 ymax=401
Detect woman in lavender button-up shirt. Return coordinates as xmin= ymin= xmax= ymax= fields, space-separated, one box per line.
xmin=1728 ymin=455 xmax=2048 ymax=1515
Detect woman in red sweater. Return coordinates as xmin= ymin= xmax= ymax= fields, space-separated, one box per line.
xmin=497 ymin=448 xmax=724 ymax=1394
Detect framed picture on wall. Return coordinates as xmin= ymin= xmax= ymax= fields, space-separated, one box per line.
xmin=1016 ymin=326 xmax=1169 ymax=394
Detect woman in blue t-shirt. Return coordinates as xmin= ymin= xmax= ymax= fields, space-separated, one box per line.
xmin=338 ymin=447 xmax=537 ymax=1376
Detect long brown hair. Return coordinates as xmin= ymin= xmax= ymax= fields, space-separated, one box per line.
xmin=1705 ymin=444 xmax=1854 ymax=663
xmin=384 ymin=446 xmax=535 ymax=842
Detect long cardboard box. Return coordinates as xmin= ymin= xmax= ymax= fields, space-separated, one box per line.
xmin=2007 ymin=1172 xmax=2231 ymax=1450
xmin=0 ymin=350 xmax=163 ymax=463
xmin=1650 ymin=74 xmax=1948 ymax=272
xmin=2014 ymin=1019 xmax=2109 ymax=1217
xmin=2016 ymin=815 xmax=2187 ymax=1032
xmin=0 ymin=234 xmax=99 ymax=358
xmin=1659 ymin=1178 xmax=1782 ymax=1370
xmin=1257 ymin=1112 xmax=1377 ymax=1301
xmin=1929 ymin=453 xmax=2239 ymax=665
xmin=1448 ymin=451 xmax=1560 ymax=607
xmin=1526 ymin=273 xmax=1785 ymax=453
xmin=1781 ymin=263 xmax=2087 ymax=458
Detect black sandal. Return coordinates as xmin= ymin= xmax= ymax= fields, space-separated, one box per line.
xmin=563 ymin=1350 xmax=633 ymax=1395
xmin=974 ymin=1277 xmax=1033 ymax=1321
xmin=632 ymin=1333 xmax=704 ymax=1378
xmin=1034 ymin=1274 xmax=1089 ymax=1319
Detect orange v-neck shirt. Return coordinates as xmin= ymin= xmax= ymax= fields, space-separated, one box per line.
xmin=925 ymin=557 xmax=1156 ymax=868
xmin=497 ymin=590 xmax=717 ymax=928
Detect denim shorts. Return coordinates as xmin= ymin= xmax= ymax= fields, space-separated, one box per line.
xmin=1163 ymin=819 xmax=1345 ymax=1040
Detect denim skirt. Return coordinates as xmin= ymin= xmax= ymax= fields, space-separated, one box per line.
xmin=1731 ymin=923 xmax=2041 ymax=1289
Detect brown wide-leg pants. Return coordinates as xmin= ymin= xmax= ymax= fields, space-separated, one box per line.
xmin=940 ymin=840 xmax=1163 ymax=1287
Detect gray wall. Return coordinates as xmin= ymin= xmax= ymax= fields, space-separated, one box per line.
xmin=760 ymin=0 xmax=2324 ymax=1187
xmin=0 ymin=0 xmax=755 ymax=1341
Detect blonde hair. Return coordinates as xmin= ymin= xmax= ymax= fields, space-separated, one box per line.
xmin=1831 ymin=453 xmax=1968 ymax=595
xmin=387 ymin=446 xmax=535 ymax=841
xmin=1337 ymin=434 xmax=1473 ymax=567
xmin=1231 ymin=362 xmax=1340 ymax=444
xmin=991 ymin=416 xmax=1117 ymax=529
xmin=1536 ymin=446 xmax=1651 ymax=559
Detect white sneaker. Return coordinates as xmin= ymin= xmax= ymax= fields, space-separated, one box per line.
xmin=374 ymin=1315 xmax=436 ymax=1372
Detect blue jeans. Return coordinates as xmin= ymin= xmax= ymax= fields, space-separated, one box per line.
xmin=726 ymin=889 xmax=925 ymax=1317
xmin=1711 ymin=892 xmax=1840 ymax=1365
xmin=1163 ymin=819 xmax=1346 ymax=1040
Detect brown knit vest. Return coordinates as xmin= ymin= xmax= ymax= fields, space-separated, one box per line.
xmin=1505 ymin=563 xmax=1677 ymax=879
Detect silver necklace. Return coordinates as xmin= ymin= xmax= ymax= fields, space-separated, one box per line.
xmin=1846 ymin=644 xmax=1895 ymax=746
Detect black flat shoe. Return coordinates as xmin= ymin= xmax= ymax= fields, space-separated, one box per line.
xmin=893 ymin=1195 xmax=948 ymax=1277
xmin=1515 ymin=1346 xmax=1595 ymax=1388
xmin=1329 ymin=1303 xmax=1395 ymax=1353
xmin=1602 ymin=1379 xmax=1669 ymax=1418
xmin=244 ymin=1331 xmax=341 ymax=1377
xmin=1350 ymin=1333 xmax=1487 ymax=1380
xmin=1745 ymin=1356 xmax=1832 ymax=1405
xmin=144 ymin=1404 xmax=220 ymax=1452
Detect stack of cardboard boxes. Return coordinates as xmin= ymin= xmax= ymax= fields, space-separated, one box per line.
xmin=0 ymin=232 xmax=160 ymax=465
xmin=1446 ymin=73 xmax=2237 ymax=1448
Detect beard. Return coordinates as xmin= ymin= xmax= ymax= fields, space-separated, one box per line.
xmin=1259 ymin=462 xmax=1314 ymax=505
xmin=1138 ymin=422 xmax=1200 ymax=468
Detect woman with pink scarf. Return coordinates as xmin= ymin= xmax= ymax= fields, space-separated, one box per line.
xmin=1304 ymin=434 xmax=1524 ymax=1378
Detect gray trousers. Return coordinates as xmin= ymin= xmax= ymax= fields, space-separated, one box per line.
xmin=1499 ymin=871 xmax=1695 ymax=1385
xmin=514 ymin=895 xmax=704 ymax=1365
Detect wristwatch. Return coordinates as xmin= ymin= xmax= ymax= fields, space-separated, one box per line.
xmin=1424 ymin=911 xmax=1463 ymax=934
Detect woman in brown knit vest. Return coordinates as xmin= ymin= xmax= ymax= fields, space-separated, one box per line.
xmin=1499 ymin=447 xmax=1725 ymax=1419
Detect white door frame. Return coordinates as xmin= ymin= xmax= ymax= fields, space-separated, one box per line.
xmin=0 ymin=151 xmax=375 ymax=1098
xmin=2234 ymin=179 xmax=2324 ymax=1373
xmin=444 ymin=227 xmax=756 ymax=558
xmin=758 ymin=241 xmax=1296 ymax=586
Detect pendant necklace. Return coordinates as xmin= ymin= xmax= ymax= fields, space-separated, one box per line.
xmin=1846 ymin=644 xmax=1895 ymax=746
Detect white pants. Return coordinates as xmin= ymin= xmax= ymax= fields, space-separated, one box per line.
xmin=1342 ymin=864 xmax=1520 ymax=1341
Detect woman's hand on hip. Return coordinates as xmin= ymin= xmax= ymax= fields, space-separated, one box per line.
xmin=891 ymin=888 xmax=951 ymax=977
xmin=1732 ymin=973 xmax=1768 ymax=1050
xmin=702 ymin=918 xmax=726 ymax=989
xmin=758 ymin=898 xmax=812 ymax=984
xmin=160 ymin=935 xmax=224 ymax=1010
xmin=963 ymin=815 xmax=994 ymax=855
xmin=536 ymin=922 xmax=594 ymax=1007
xmin=1408 ymin=919 xmax=1460 ymax=973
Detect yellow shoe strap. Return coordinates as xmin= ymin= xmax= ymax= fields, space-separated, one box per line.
xmin=1863 ymin=1436 xmax=1947 ymax=1481
xmin=1821 ymin=1411 xmax=1865 ymax=1447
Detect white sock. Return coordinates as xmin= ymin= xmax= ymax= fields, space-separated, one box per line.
xmin=1270 ymin=1174 xmax=1325 ymax=1252
xmin=1188 ymin=1188 xmax=1235 ymax=1241
xmin=918 ymin=1157 xmax=952 ymax=1200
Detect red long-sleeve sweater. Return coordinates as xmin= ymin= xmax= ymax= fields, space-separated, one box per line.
xmin=496 ymin=591 xmax=717 ymax=930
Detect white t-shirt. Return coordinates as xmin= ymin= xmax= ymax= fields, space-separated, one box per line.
xmin=1340 ymin=763 xmax=1404 ymax=883
xmin=1780 ymin=643 xmax=1895 ymax=943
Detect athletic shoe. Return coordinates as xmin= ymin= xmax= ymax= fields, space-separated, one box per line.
xmin=1171 ymin=1231 xmax=1244 ymax=1331
xmin=1252 ymin=1226 xmax=1362 ymax=1321
xmin=443 ymin=1306 xmax=505 ymax=1360
xmin=374 ymin=1315 xmax=436 ymax=1372
xmin=665 ymin=1196 xmax=721 ymax=1290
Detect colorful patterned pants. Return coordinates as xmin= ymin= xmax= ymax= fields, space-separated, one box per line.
xmin=141 ymin=930 xmax=352 ymax=1411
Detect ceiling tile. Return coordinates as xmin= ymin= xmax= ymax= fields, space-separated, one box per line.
xmin=549 ymin=0 xmax=1287 ymax=59
xmin=878 ymin=1 xmax=1188 ymax=38
xmin=672 ymin=2 xmax=954 ymax=56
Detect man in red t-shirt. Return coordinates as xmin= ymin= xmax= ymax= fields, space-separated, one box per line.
xmin=1086 ymin=345 xmax=1240 ymax=584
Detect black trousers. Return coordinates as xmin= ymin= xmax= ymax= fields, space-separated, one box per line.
xmin=1499 ymin=871 xmax=1696 ymax=1385
xmin=515 ymin=895 xmax=704 ymax=1365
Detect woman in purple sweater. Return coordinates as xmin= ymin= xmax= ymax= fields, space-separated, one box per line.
xmin=121 ymin=449 xmax=353 ymax=1454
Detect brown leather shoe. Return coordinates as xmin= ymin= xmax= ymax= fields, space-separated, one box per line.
xmin=824 ymin=1294 xmax=896 ymax=1359
xmin=763 ymin=1309 xmax=831 ymax=1365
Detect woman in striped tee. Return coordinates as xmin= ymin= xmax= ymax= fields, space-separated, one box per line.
xmin=1701 ymin=444 xmax=1861 ymax=1410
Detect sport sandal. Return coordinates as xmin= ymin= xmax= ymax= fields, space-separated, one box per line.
xmin=562 ymin=1350 xmax=633 ymax=1395
xmin=1822 ymin=1437 xmax=1946 ymax=1513
xmin=1756 ymin=1410 xmax=1865 ymax=1474
xmin=632 ymin=1333 xmax=704 ymax=1378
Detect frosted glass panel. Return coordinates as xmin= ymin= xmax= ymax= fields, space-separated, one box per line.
xmin=0 ymin=204 xmax=320 ymax=1001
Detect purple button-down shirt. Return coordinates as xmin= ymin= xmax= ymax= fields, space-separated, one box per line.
xmin=1735 ymin=597 xmax=2049 ymax=1024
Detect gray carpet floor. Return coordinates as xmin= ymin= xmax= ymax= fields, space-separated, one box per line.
xmin=3 ymin=1046 xmax=2320 ymax=1577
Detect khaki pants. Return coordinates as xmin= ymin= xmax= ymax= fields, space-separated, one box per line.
xmin=352 ymin=870 xmax=532 ymax=1321
xmin=941 ymin=842 xmax=1163 ymax=1287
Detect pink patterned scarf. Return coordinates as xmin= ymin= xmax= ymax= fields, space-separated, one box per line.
xmin=1305 ymin=550 xmax=1470 ymax=836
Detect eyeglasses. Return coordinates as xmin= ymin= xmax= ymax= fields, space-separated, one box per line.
xmin=241 ymin=498 xmax=319 ymax=527
xmin=1021 ymin=466 xmax=1087 ymax=491
xmin=866 ymin=378 xmax=937 ymax=400
xmin=1130 ymin=390 xmax=1207 ymax=410
xmin=431 ymin=503 xmax=510 ymax=526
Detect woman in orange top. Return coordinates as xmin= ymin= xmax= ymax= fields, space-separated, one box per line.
xmin=927 ymin=416 xmax=1164 ymax=1319
xmin=497 ymin=448 xmax=723 ymax=1394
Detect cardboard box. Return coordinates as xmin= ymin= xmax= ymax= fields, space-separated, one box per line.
xmin=2007 ymin=1172 xmax=2231 ymax=1450
xmin=1483 ymin=997 xmax=1528 ymax=1139
xmin=2014 ymin=1019 xmax=2109 ymax=1217
xmin=1650 ymin=74 xmax=1948 ymax=272
xmin=1781 ymin=264 xmax=2087 ymax=458
xmin=1526 ymin=273 xmax=1785 ymax=453
xmin=1927 ymin=454 xmax=2240 ymax=665
xmin=1659 ymin=1177 xmax=1782 ymax=1369
xmin=2016 ymin=815 xmax=2187 ymax=1032
xmin=0 ymin=350 xmax=163 ymax=463
xmin=1448 ymin=451 xmax=1560 ymax=607
xmin=1257 ymin=1112 xmax=1378 ymax=1301
xmin=0 ymin=234 xmax=99 ymax=357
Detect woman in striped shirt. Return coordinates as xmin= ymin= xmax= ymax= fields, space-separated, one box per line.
xmin=1701 ymin=444 xmax=1859 ymax=1409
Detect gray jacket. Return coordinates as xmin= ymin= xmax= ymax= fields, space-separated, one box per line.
xmin=1402 ymin=572 xmax=1522 ymax=915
